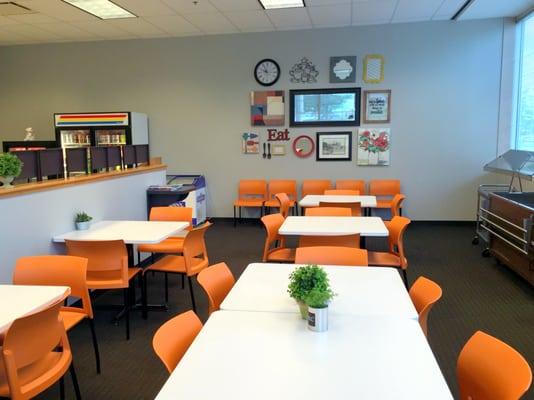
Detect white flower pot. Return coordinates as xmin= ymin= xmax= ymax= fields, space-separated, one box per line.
xmin=0 ymin=176 xmax=14 ymax=189
xmin=307 ymin=306 xmax=328 ymax=332
xmin=75 ymin=221 xmax=91 ymax=231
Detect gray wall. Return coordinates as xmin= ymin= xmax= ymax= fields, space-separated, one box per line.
xmin=0 ymin=19 xmax=505 ymax=220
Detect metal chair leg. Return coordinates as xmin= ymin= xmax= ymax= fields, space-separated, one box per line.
xmin=181 ymin=274 xmax=185 ymax=289
xmin=164 ymin=273 xmax=169 ymax=302
xmin=233 ymin=206 xmax=237 ymax=227
xmin=142 ymin=272 xmax=148 ymax=319
xmin=188 ymin=276 xmax=197 ymax=313
xmin=123 ymin=288 xmax=130 ymax=340
xmin=70 ymin=362 xmax=82 ymax=400
xmin=59 ymin=377 xmax=65 ymax=400
xmin=88 ymin=319 xmax=101 ymax=374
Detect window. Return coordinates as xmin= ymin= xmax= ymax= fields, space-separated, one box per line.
xmin=515 ymin=14 xmax=534 ymax=150
xmin=289 ymin=88 xmax=361 ymax=127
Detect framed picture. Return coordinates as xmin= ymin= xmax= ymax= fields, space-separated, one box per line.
xmin=363 ymin=55 xmax=385 ymax=84
xmin=271 ymin=144 xmax=285 ymax=156
xmin=357 ymin=128 xmax=390 ymax=166
xmin=330 ymin=56 xmax=356 ymax=83
xmin=316 ymin=132 xmax=352 ymax=161
xmin=250 ymin=91 xmax=285 ymax=126
xmin=363 ymin=90 xmax=391 ymax=123
xmin=242 ymin=132 xmax=259 ymax=154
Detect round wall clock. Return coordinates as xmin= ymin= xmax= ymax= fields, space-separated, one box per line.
xmin=254 ymin=59 xmax=280 ymax=86
xmin=293 ymin=135 xmax=315 ymax=158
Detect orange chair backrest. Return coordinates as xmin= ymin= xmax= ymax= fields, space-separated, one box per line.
xmin=2 ymin=299 xmax=71 ymax=399
xmin=369 ymin=179 xmax=400 ymax=196
xmin=295 ymin=246 xmax=368 ymax=266
xmin=274 ymin=193 xmax=291 ymax=218
xmin=319 ymin=201 xmax=361 ymax=216
xmin=305 ymin=207 xmax=352 ymax=216
xmin=238 ymin=180 xmax=267 ymax=200
xmin=409 ymin=276 xmax=442 ymax=337
xmin=183 ymin=221 xmax=212 ymax=275
xmin=152 ymin=310 xmax=203 ymax=374
xmin=391 ymin=194 xmax=406 ymax=218
xmin=387 ymin=216 xmax=411 ymax=268
xmin=336 ymin=180 xmax=365 ymax=194
xmin=149 ymin=206 xmax=193 ymax=231
xmin=457 ymin=331 xmax=532 ymax=400
xmin=13 ymin=255 xmax=93 ymax=319
xmin=260 ymin=213 xmax=286 ymax=261
xmin=298 ymin=234 xmax=360 ymax=248
xmin=197 ymin=262 xmax=235 ymax=315
xmin=324 ymin=189 xmax=360 ymax=195
xmin=268 ymin=180 xmax=297 ymax=201
xmin=302 ymin=180 xmax=331 ymax=197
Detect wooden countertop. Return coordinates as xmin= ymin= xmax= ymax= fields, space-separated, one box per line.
xmin=0 ymin=163 xmax=166 ymax=199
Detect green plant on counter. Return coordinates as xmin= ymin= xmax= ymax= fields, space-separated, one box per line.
xmin=304 ymin=286 xmax=336 ymax=309
xmin=288 ymin=264 xmax=330 ymax=302
xmin=75 ymin=212 xmax=93 ymax=223
xmin=0 ymin=153 xmax=23 ymax=177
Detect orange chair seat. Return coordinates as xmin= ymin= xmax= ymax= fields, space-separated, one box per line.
xmin=234 ymin=199 xmax=265 ymax=207
xmin=368 ymin=251 xmax=407 ymax=269
xmin=266 ymin=247 xmax=296 ymax=262
xmin=145 ymin=255 xmax=207 ymax=276
xmin=60 ymin=310 xmax=87 ymax=331
xmin=138 ymin=238 xmax=185 ymax=254
xmin=264 ymin=199 xmax=296 ymax=208
xmin=86 ymin=267 xmax=141 ymax=290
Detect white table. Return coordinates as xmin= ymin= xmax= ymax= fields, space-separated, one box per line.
xmin=279 ymin=216 xmax=388 ymax=237
xmin=300 ymin=194 xmax=377 ymax=208
xmin=0 ymin=285 xmax=70 ymax=332
xmin=156 ymin=311 xmax=452 ymax=400
xmin=52 ymin=220 xmax=189 ymax=244
xmin=221 ymin=263 xmax=417 ymax=319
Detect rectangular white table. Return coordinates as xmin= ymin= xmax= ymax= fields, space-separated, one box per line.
xmin=156 ymin=311 xmax=452 ymax=400
xmin=279 ymin=216 xmax=388 ymax=237
xmin=299 ymin=194 xmax=377 ymax=208
xmin=0 ymin=285 xmax=70 ymax=332
xmin=221 ymin=263 xmax=417 ymax=319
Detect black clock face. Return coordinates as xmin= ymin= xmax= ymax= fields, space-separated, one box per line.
xmin=254 ymin=59 xmax=280 ymax=86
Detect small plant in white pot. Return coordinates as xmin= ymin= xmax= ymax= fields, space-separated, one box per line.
xmin=304 ymin=271 xmax=335 ymax=332
xmin=0 ymin=152 xmax=23 ymax=189
xmin=75 ymin=212 xmax=92 ymax=230
xmin=288 ymin=264 xmax=324 ymax=319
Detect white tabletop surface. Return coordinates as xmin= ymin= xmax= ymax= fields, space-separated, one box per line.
xmin=300 ymin=194 xmax=377 ymax=208
xmin=0 ymin=285 xmax=70 ymax=333
xmin=221 ymin=263 xmax=417 ymax=319
xmin=279 ymin=216 xmax=388 ymax=237
xmin=156 ymin=311 xmax=452 ymax=400
xmin=52 ymin=220 xmax=189 ymax=244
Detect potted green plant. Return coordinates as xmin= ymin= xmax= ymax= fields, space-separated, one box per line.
xmin=288 ymin=264 xmax=328 ymax=319
xmin=0 ymin=153 xmax=23 ymax=189
xmin=304 ymin=272 xmax=335 ymax=332
xmin=75 ymin=212 xmax=92 ymax=230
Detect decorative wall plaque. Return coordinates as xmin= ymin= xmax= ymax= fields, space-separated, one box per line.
xmin=289 ymin=57 xmax=319 ymax=83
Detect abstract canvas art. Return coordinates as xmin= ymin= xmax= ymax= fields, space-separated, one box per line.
xmin=357 ymin=128 xmax=390 ymax=166
xmin=242 ymin=132 xmax=260 ymax=154
xmin=250 ymin=91 xmax=285 ymax=126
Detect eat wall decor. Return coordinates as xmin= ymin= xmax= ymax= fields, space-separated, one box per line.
xmin=267 ymin=128 xmax=290 ymax=141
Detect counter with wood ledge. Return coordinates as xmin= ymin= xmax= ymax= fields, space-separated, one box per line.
xmin=0 ymin=159 xmax=167 ymax=283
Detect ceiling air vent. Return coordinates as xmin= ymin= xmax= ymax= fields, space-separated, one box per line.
xmin=0 ymin=2 xmax=35 ymax=16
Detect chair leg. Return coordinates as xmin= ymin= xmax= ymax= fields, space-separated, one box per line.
xmin=88 ymin=319 xmax=101 ymax=374
xmin=123 ymin=288 xmax=130 ymax=340
xmin=187 ymin=276 xmax=197 ymax=313
xmin=402 ymin=269 xmax=408 ymax=289
xmin=137 ymin=251 xmax=141 ymax=267
xmin=233 ymin=206 xmax=236 ymax=227
xmin=59 ymin=377 xmax=65 ymax=400
xmin=164 ymin=273 xmax=169 ymax=302
xmin=142 ymin=273 xmax=148 ymax=319
xmin=181 ymin=273 xmax=185 ymax=289
xmin=239 ymin=206 xmax=242 ymax=224
xmin=69 ymin=362 xmax=82 ymax=400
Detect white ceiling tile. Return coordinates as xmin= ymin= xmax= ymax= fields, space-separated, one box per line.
xmin=34 ymin=22 xmax=101 ymax=40
xmin=145 ymin=15 xmax=201 ymax=34
xmin=266 ymin=7 xmax=312 ymax=29
xmin=74 ymin=20 xmax=133 ymax=38
xmin=183 ymin=12 xmax=238 ymax=33
xmin=112 ymin=0 xmax=177 ymax=17
xmin=460 ymin=0 xmax=534 ymax=20
xmin=162 ymin=0 xmax=218 ymax=14
xmin=224 ymin=10 xmax=274 ymax=31
xmin=432 ymin=0 xmax=466 ymax=19
xmin=7 ymin=13 xmax=59 ymax=24
xmin=392 ymin=0 xmax=443 ymax=22
xmin=0 ymin=16 xmax=19 ymax=26
xmin=0 ymin=26 xmax=35 ymax=41
xmin=308 ymin=4 xmax=351 ymax=27
xmin=109 ymin=18 xmax=166 ymax=36
xmin=16 ymin=0 xmax=98 ymax=22
xmin=352 ymin=0 xmax=396 ymax=24
xmin=0 ymin=23 xmax=62 ymax=40
xmin=306 ymin=0 xmax=349 ymax=5
xmin=209 ymin=0 xmax=262 ymax=12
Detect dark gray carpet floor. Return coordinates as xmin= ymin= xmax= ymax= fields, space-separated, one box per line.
xmin=37 ymin=220 xmax=534 ymax=400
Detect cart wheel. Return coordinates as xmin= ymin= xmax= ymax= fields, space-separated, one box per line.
xmin=482 ymin=248 xmax=491 ymax=257
xmin=472 ymin=237 xmax=479 ymax=245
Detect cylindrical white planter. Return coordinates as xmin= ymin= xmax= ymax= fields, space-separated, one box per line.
xmin=307 ymin=306 xmax=328 ymax=332
xmin=75 ymin=221 xmax=91 ymax=231
xmin=0 ymin=176 xmax=14 ymax=189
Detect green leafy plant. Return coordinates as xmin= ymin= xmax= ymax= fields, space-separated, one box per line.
xmin=304 ymin=286 xmax=336 ymax=309
xmin=288 ymin=264 xmax=333 ymax=303
xmin=75 ymin=212 xmax=92 ymax=223
xmin=0 ymin=153 xmax=23 ymax=177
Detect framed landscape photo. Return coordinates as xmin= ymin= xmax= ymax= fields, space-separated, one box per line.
xmin=316 ymin=132 xmax=352 ymax=161
xmin=363 ymin=90 xmax=391 ymax=123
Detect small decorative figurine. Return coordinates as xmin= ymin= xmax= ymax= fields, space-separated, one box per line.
xmin=23 ymin=127 xmax=35 ymax=141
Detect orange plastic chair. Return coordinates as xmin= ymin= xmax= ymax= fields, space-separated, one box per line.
xmin=260 ymin=213 xmax=295 ymax=263
xmin=305 ymin=207 xmax=352 ymax=216
xmin=457 ymin=331 xmax=532 ymax=400
xmin=65 ymin=239 xmax=142 ymax=340
xmin=152 ymin=310 xmax=203 ymax=374
xmin=274 ymin=193 xmax=291 ymax=218
xmin=409 ymin=276 xmax=442 ymax=337
xmin=144 ymin=222 xmax=212 ymax=313
xmin=233 ymin=180 xmax=267 ymax=226
xmin=197 ymin=262 xmax=235 ymax=315
xmin=302 ymin=180 xmax=332 ymax=197
xmin=369 ymin=179 xmax=401 ymax=210
xmin=336 ymin=179 xmax=366 ymax=194
xmin=324 ymin=189 xmax=360 ymax=195
xmin=13 ymin=255 xmax=101 ymax=374
xmin=264 ymin=180 xmax=298 ymax=216
xmin=319 ymin=201 xmax=361 ymax=216
xmin=0 ymin=299 xmax=82 ymax=400
xmin=295 ymin=246 xmax=368 ymax=266
xmin=390 ymin=194 xmax=406 ymax=218
xmin=298 ymin=234 xmax=361 ymax=248
xmin=368 ymin=216 xmax=411 ymax=288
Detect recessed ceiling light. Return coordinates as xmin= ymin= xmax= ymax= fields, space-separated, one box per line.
xmin=258 ymin=0 xmax=305 ymax=10
xmin=62 ymin=0 xmax=136 ymax=20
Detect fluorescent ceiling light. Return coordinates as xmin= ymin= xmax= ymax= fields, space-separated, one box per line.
xmin=62 ymin=0 xmax=136 ymax=19
xmin=259 ymin=0 xmax=305 ymax=10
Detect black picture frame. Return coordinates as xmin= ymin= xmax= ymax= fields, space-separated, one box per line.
xmin=290 ymin=87 xmax=361 ymax=127
xmin=316 ymin=132 xmax=352 ymax=162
